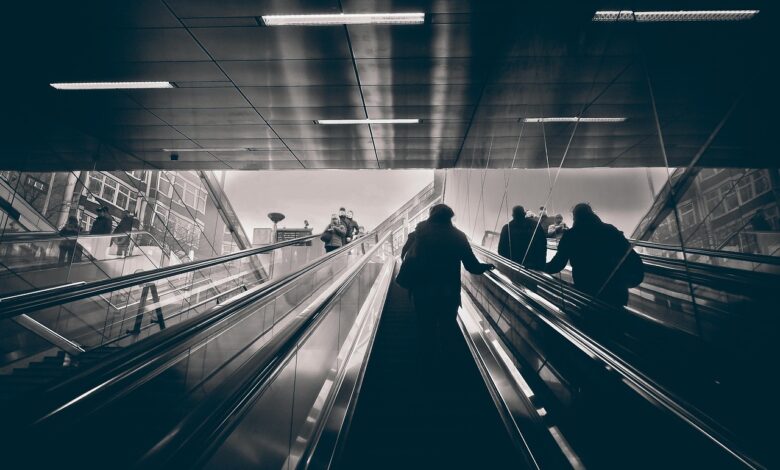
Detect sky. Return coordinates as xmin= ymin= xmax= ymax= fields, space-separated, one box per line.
xmin=220 ymin=170 xmax=434 ymax=235
xmin=219 ymin=167 xmax=668 ymax=242
xmin=445 ymin=167 xmax=670 ymax=239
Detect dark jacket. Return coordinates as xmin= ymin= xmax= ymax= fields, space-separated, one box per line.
xmin=346 ymin=217 xmax=359 ymax=239
xmin=544 ymin=217 xmax=632 ymax=306
xmin=112 ymin=216 xmax=134 ymax=247
xmin=497 ymin=218 xmax=547 ymax=269
xmin=90 ymin=215 xmax=113 ymax=235
xmin=401 ymin=220 xmax=492 ymax=307
xmin=324 ymin=221 xmax=348 ymax=248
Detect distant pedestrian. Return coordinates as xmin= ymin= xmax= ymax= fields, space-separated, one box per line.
xmin=544 ymin=203 xmax=643 ymax=307
xmin=750 ymin=209 xmax=771 ymax=231
xmin=497 ymin=205 xmax=547 ymax=269
xmin=346 ymin=210 xmax=360 ymax=241
xmin=538 ymin=206 xmax=552 ymax=233
xmin=112 ymin=211 xmax=135 ymax=257
xmin=58 ymin=216 xmax=81 ymax=265
xmin=547 ymin=214 xmax=568 ymax=239
xmin=322 ymin=214 xmax=347 ymax=253
xmin=90 ymin=206 xmax=113 ymax=235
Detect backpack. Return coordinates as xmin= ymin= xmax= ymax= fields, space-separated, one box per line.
xmin=320 ymin=230 xmax=332 ymax=243
xmin=395 ymin=235 xmax=420 ymax=289
xmin=618 ymin=247 xmax=645 ymax=287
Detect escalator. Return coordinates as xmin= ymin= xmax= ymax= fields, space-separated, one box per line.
xmin=336 ymin=278 xmax=520 ymax=469
xmin=0 ymin=233 xmax=324 ymax=402
xmin=0 ymin=226 xmax=771 ymax=468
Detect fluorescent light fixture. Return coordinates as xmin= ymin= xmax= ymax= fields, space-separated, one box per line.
xmin=50 ymin=81 xmax=174 ymax=90
xmin=261 ymin=12 xmax=425 ymax=26
xmin=592 ymin=10 xmax=759 ymax=22
xmin=315 ymin=118 xmax=421 ymax=125
xmin=161 ymin=148 xmax=251 ymax=152
xmin=520 ymin=117 xmax=627 ymax=123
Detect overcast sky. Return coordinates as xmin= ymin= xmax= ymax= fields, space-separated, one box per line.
xmin=220 ymin=170 xmax=434 ymax=234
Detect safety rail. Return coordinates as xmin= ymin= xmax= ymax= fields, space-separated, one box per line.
xmin=6 ymin=234 xmax=379 ymax=430
xmin=0 ymin=233 xmax=320 ymax=319
xmin=470 ymin=244 xmax=764 ymax=469
xmin=4 ymin=233 xmax=391 ymax=470
xmin=546 ymin=238 xmax=778 ymax=294
xmin=137 ymin=232 xmax=392 ymax=468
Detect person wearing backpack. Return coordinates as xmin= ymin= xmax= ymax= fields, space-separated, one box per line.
xmin=544 ymin=203 xmax=644 ymax=307
xmin=322 ymin=214 xmax=347 ymax=253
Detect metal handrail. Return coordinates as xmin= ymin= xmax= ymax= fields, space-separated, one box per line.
xmin=547 ymin=237 xmax=780 ymax=266
xmin=544 ymin=239 xmax=778 ymax=293
xmin=135 ymin=232 xmax=391 ymax=468
xmin=14 ymin=235 xmax=373 ymax=430
xmin=0 ymin=229 xmax=154 ymax=244
xmin=0 ymin=233 xmax=321 ymax=319
xmin=472 ymin=246 xmax=762 ymax=469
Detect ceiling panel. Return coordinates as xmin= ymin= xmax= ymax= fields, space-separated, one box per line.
xmin=221 ymin=60 xmax=358 ymax=86
xmin=173 ymin=124 xmax=276 ymax=139
xmin=130 ymin=87 xmax=250 ymax=109
xmin=2 ymin=0 xmax=770 ymax=171
xmin=242 ymin=86 xmax=363 ymax=108
xmin=151 ymin=108 xmax=266 ymax=125
xmin=192 ymin=27 xmax=351 ymax=60
xmin=166 ymin=0 xmax=340 ymax=18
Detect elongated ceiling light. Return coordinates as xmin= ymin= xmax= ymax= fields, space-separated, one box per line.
xmin=316 ymin=118 xmax=420 ymax=125
xmin=261 ymin=12 xmax=425 ymax=26
xmin=592 ymin=10 xmax=759 ymax=22
xmin=50 ymin=81 xmax=174 ymax=90
xmin=520 ymin=117 xmax=627 ymax=123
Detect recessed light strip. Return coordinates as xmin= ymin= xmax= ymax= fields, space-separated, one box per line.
xmin=316 ymin=118 xmax=421 ymax=125
xmin=262 ymin=12 xmax=424 ymax=26
xmin=161 ymin=148 xmax=251 ymax=152
xmin=50 ymin=81 xmax=174 ymax=90
xmin=520 ymin=117 xmax=627 ymax=123
xmin=593 ymin=10 xmax=759 ymax=22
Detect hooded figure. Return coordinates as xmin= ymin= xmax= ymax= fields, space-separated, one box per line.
xmin=544 ymin=203 xmax=634 ymax=306
xmin=90 ymin=206 xmax=113 ymax=235
xmin=498 ymin=205 xmax=547 ymax=269
xmin=399 ymin=204 xmax=494 ymax=377
xmin=112 ymin=211 xmax=135 ymax=257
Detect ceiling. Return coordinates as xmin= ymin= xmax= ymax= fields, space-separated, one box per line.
xmin=0 ymin=0 xmax=774 ymax=171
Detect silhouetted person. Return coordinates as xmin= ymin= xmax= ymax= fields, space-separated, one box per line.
xmin=323 ymin=214 xmax=347 ymax=253
xmin=112 ymin=211 xmax=134 ymax=257
xmin=90 ymin=206 xmax=113 ymax=235
xmin=58 ymin=216 xmax=81 ymax=265
xmin=544 ymin=203 xmax=635 ymax=306
xmin=399 ymin=204 xmax=494 ymax=367
xmin=751 ymin=209 xmax=771 ymax=231
xmin=498 ymin=205 xmax=547 ymax=269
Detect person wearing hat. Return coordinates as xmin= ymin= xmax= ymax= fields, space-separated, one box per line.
xmin=90 ymin=206 xmax=113 ymax=235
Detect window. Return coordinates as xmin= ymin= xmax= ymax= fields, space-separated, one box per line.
xmin=25 ymin=176 xmax=48 ymax=192
xmin=158 ymin=174 xmax=173 ymax=198
xmin=126 ymin=170 xmax=147 ymax=181
xmin=87 ymin=173 xmax=138 ymax=211
xmin=102 ymin=177 xmax=117 ymax=202
xmin=678 ymin=202 xmax=696 ymax=229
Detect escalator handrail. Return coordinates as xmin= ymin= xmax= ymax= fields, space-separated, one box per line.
xmin=0 ymin=233 xmax=321 ymax=319
xmin=473 ymin=247 xmax=763 ymax=469
xmin=548 ymin=237 xmax=780 ymax=266
xmin=0 ymin=229 xmax=154 ymax=244
xmin=546 ymin=240 xmax=778 ymax=292
xmin=12 ymin=235 xmax=376 ymax=429
xmin=134 ymin=232 xmax=392 ymax=468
